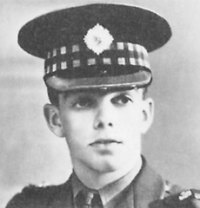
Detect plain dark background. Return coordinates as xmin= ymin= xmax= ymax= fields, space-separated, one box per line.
xmin=1 ymin=0 xmax=200 ymax=207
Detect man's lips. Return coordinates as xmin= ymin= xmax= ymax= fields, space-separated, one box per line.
xmin=89 ymin=139 xmax=122 ymax=145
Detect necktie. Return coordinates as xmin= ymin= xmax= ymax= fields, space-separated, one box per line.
xmin=77 ymin=191 xmax=103 ymax=208
xmin=83 ymin=192 xmax=94 ymax=208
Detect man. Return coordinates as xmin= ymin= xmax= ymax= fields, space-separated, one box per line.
xmin=5 ymin=3 xmax=200 ymax=208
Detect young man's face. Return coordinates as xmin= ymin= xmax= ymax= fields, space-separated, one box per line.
xmin=44 ymin=88 xmax=153 ymax=174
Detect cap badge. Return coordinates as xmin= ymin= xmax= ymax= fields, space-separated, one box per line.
xmin=84 ymin=23 xmax=114 ymax=55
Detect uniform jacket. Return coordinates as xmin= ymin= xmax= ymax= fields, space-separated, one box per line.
xmin=5 ymin=159 xmax=195 ymax=208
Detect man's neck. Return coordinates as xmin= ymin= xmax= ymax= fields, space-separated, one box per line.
xmin=73 ymin=156 xmax=142 ymax=190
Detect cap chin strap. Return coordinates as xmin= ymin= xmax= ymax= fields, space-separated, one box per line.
xmin=45 ymin=71 xmax=152 ymax=92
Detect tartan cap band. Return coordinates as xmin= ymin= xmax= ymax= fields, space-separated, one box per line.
xmin=44 ymin=42 xmax=150 ymax=76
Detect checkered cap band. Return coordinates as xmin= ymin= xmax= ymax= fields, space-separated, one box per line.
xmin=44 ymin=42 xmax=150 ymax=76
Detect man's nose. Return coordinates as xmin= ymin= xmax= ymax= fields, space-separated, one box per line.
xmin=93 ymin=101 xmax=114 ymax=129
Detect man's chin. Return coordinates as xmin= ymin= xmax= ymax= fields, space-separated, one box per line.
xmin=90 ymin=160 xmax=124 ymax=174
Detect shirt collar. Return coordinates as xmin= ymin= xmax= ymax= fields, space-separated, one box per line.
xmin=71 ymin=156 xmax=142 ymax=206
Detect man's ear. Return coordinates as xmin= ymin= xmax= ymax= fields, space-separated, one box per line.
xmin=43 ymin=104 xmax=64 ymax=137
xmin=141 ymin=98 xmax=154 ymax=134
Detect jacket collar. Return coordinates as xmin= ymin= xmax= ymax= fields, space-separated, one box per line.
xmin=132 ymin=157 xmax=164 ymax=208
xmin=50 ymin=157 xmax=164 ymax=208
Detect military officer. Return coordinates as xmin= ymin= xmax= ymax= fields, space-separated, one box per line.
xmin=5 ymin=3 xmax=200 ymax=208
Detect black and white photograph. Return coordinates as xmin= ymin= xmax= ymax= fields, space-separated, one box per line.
xmin=1 ymin=0 xmax=200 ymax=207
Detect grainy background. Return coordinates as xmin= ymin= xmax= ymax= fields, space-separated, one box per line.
xmin=1 ymin=0 xmax=200 ymax=207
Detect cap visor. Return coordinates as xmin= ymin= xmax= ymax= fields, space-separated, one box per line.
xmin=45 ymin=70 xmax=151 ymax=91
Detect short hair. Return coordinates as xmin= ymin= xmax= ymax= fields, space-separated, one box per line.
xmin=47 ymin=87 xmax=60 ymax=106
xmin=141 ymin=86 xmax=148 ymax=99
xmin=47 ymin=85 xmax=149 ymax=106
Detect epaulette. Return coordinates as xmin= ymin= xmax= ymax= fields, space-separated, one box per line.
xmin=21 ymin=182 xmax=66 ymax=201
xmin=22 ymin=183 xmax=51 ymax=192
xmin=22 ymin=184 xmax=41 ymax=192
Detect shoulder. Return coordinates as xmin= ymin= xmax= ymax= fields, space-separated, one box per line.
xmin=6 ymin=184 xmax=60 ymax=208
xmin=5 ymin=180 xmax=72 ymax=208
xmin=150 ymin=182 xmax=200 ymax=208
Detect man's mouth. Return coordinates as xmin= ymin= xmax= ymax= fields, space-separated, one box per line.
xmin=90 ymin=139 xmax=122 ymax=145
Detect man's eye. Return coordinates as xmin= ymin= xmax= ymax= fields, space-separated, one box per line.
xmin=73 ymin=97 xmax=94 ymax=109
xmin=112 ymin=95 xmax=133 ymax=105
